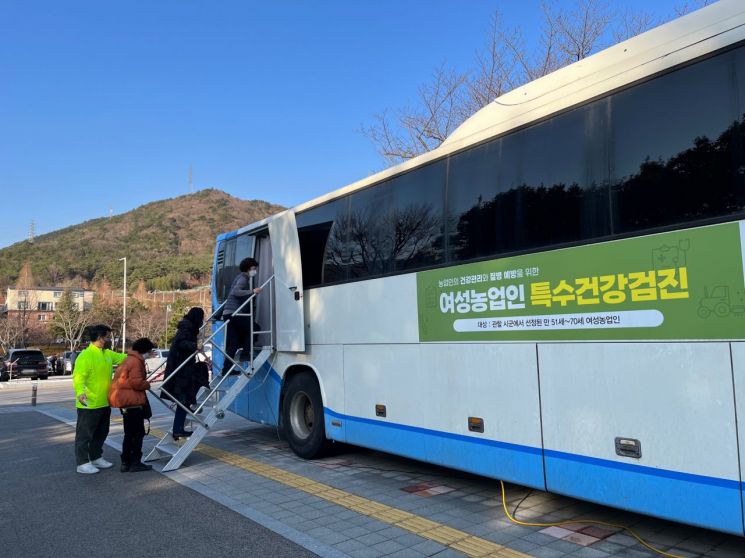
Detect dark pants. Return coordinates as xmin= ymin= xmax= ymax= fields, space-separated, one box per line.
xmin=121 ymin=407 xmax=146 ymax=466
xmin=75 ymin=407 xmax=111 ymax=465
xmin=173 ymin=406 xmax=187 ymax=434
xmin=222 ymin=314 xmax=258 ymax=374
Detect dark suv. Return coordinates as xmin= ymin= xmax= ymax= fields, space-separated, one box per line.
xmin=0 ymin=349 xmax=49 ymax=381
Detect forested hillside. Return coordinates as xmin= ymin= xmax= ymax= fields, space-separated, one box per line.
xmin=0 ymin=189 xmax=284 ymax=290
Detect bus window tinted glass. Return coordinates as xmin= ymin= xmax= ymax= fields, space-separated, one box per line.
xmin=215 ymin=233 xmax=253 ymax=302
xmin=390 ymin=161 xmax=445 ymax=272
xmin=495 ymin=124 xmax=547 ymax=252
xmin=322 ymin=197 xmax=351 ymax=284
xmin=610 ymin=49 xmax=744 ymax=233
xmin=297 ymin=198 xmax=348 ymax=287
xmin=733 ymin=46 xmax=745 ymax=211
xmin=236 ymin=234 xmax=254 ymax=264
xmin=448 ymin=100 xmax=609 ymax=262
xmin=348 ymin=182 xmax=395 ymax=279
xmin=447 ymin=139 xmax=500 ymax=261
xmin=215 ymin=238 xmax=236 ymax=303
xmin=528 ymin=101 xmax=610 ymax=246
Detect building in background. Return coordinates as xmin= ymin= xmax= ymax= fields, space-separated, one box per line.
xmin=5 ymin=287 xmax=94 ymax=324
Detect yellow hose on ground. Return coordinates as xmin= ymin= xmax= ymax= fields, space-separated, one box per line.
xmin=499 ymin=481 xmax=683 ymax=558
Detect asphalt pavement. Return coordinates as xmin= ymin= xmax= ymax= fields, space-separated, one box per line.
xmin=2 ymin=380 xmax=743 ymax=558
xmin=0 ymin=410 xmax=317 ymax=558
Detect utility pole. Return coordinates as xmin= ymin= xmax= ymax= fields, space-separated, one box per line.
xmin=118 ymin=257 xmax=127 ymax=351
xmin=165 ymin=304 xmax=171 ymax=347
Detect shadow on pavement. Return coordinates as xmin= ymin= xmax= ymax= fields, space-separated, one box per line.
xmin=0 ymin=411 xmax=317 ymax=558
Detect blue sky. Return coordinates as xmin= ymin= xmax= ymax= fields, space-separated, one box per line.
xmin=0 ymin=0 xmax=695 ymax=248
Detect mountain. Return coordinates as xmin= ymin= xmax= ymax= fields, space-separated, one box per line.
xmin=0 ymin=189 xmax=285 ymax=290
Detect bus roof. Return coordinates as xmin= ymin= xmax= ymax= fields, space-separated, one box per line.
xmin=225 ymin=0 xmax=745 ymax=239
xmin=294 ymin=0 xmax=744 ymax=210
xmin=441 ymin=0 xmax=745 ymax=151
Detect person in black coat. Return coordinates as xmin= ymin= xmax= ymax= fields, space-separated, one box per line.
xmin=161 ymin=307 xmax=208 ymax=439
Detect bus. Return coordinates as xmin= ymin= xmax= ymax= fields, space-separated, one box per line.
xmin=210 ymin=0 xmax=745 ymax=535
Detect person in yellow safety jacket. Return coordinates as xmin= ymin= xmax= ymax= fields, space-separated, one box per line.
xmin=73 ymin=324 xmax=128 ymax=474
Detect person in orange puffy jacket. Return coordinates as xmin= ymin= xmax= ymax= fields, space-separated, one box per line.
xmin=109 ymin=337 xmax=155 ymax=472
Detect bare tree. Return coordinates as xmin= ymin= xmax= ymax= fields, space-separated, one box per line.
xmin=50 ymin=289 xmax=92 ymax=352
xmin=551 ymin=0 xmax=612 ymax=62
xmin=46 ymin=263 xmax=65 ymax=285
xmin=0 ymin=311 xmax=23 ymax=353
xmin=128 ymin=306 xmax=166 ymax=345
xmin=89 ymin=296 xmax=124 ymax=342
xmin=463 ymin=12 xmax=521 ymax=116
xmin=674 ymin=0 xmax=716 ymax=17
xmin=362 ymin=0 xmax=670 ymax=164
xmin=13 ymin=263 xmax=39 ymax=347
xmin=362 ymin=66 xmax=469 ymax=164
xmin=326 ymin=203 xmax=442 ymax=277
xmin=612 ymin=9 xmax=660 ymax=43
xmin=17 ymin=261 xmax=36 ymax=288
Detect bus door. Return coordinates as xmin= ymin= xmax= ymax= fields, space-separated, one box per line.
xmin=252 ymin=232 xmax=273 ymax=349
xmin=268 ymin=210 xmax=305 ymax=352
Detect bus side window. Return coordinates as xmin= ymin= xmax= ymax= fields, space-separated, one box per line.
xmin=215 ymin=233 xmax=256 ymax=303
xmin=215 ymin=238 xmax=236 ymax=303
xmin=297 ymin=196 xmax=350 ymax=287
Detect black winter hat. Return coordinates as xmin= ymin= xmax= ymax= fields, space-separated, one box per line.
xmin=185 ymin=307 xmax=205 ymax=326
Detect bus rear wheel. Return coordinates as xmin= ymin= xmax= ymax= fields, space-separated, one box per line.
xmin=282 ymin=372 xmax=328 ymax=459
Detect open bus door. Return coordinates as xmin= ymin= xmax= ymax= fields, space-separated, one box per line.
xmin=268 ymin=210 xmax=305 ymax=352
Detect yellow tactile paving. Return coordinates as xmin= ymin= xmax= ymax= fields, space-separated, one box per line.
xmin=421 ymin=525 xmax=470 ymax=545
xmin=54 ymin=410 xmax=533 ymax=557
xmin=145 ymin=426 xmax=533 ymax=558
xmin=60 ymin=405 xmax=524 ymax=557
xmin=451 ymin=536 xmax=505 ymax=557
xmin=398 ymin=516 xmax=441 ymax=532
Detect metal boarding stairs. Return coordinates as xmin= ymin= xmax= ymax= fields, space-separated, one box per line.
xmin=144 ymin=275 xmax=275 ymax=472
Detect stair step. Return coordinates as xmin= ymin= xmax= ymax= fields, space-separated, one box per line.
xmin=155 ymin=441 xmax=181 ymax=456
xmin=145 ymin=347 xmax=273 ymax=471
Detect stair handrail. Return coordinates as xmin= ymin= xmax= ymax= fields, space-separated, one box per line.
xmin=192 ymin=347 xmax=271 ymax=415
xmin=145 ymin=300 xmax=226 ymax=384
xmin=193 ymin=275 xmax=275 ymax=413
xmin=148 ymin=275 xmax=274 ymax=420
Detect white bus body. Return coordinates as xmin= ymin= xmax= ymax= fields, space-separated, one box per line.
xmin=213 ymin=1 xmax=745 ymax=535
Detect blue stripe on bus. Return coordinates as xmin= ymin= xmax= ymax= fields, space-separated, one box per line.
xmin=545 ymin=452 xmax=744 ymax=535
xmin=544 ymin=448 xmax=740 ymax=489
xmin=324 ymin=408 xmax=541 ymax=454
xmin=216 ymin=230 xmax=237 ymax=241
xmin=225 ymin=363 xmax=282 ymax=425
xmin=324 ymin=407 xmax=546 ymax=490
xmin=323 ymin=408 xmax=744 ymax=534
xmin=221 ymin=366 xmax=743 ymax=533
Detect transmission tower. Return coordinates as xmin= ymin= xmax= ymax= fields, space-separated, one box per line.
xmin=189 ymin=164 xmax=193 ymax=194
xmin=29 ymin=220 xmax=35 ymax=243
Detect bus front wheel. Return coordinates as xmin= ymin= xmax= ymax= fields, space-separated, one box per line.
xmin=282 ymin=373 xmax=328 ymax=459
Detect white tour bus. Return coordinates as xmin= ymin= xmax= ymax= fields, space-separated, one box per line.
xmin=211 ymin=0 xmax=745 ymax=535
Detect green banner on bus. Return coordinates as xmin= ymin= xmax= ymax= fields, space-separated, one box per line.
xmin=416 ymin=222 xmax=745 ymax=341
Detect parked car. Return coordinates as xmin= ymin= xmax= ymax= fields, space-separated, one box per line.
xmin=145 ymin=349 xmax=169 ymax=377
xmin=47 ymin=355 xmax=63 ymax=376
xmin=0 ymin=349 xmax=49 ymax=381
xmin=63 ymin=351 xmax=80 ymax=375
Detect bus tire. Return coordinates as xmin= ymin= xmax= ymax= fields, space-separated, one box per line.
xmin=282 ymin=372 xmax=328 ymax=459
